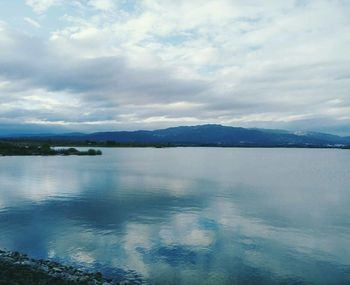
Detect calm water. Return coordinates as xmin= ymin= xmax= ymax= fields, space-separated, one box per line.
xmin=0 ymin=148 xmax=350 ymax=284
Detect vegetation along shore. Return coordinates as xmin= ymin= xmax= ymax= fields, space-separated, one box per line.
xmin=0 ymin=141 xmax=102 ymax=156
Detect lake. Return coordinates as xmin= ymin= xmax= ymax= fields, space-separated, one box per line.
xmin=0 ymin=148 xmax=350 ymax=284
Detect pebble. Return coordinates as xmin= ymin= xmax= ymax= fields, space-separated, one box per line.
xmin=0 ymin=249 xmax=128 ymax=285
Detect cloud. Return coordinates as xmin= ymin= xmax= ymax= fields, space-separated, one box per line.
xmin=1 ymin=0 xmax=350 ymax=133
xmin=0 ymin=26 xmax=207 ymax=100
xmin=24 ymin=17 xmax=41 ymax=28
xmin=88 ymin=0 xmax=114 ymax=11
xmin=25 ymin=0 xmax=61 ymax=13
xmin=0 ymin=22 xmax=208 ymax=130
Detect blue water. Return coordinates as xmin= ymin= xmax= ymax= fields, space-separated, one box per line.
xmin=0 ymin=148 xmax=350 ymax=284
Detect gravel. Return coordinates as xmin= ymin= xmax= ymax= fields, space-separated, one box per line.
xmin=0 ymin=249 xmax=131 ymax=285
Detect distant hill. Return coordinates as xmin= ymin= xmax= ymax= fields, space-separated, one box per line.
xmin=12 ymin=124 xmax=350 ymax=147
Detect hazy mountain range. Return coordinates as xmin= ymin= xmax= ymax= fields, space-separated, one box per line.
xmin=4 ymin=124 xmax=350 ymax=147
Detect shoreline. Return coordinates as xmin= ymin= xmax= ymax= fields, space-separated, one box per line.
xmin=0 ymin=141 xmax=102 ymax=156
xmin=2 ymin=138 xmax=350 ymax=150
xmin=0 ymin=249 xmax=129 ymax=285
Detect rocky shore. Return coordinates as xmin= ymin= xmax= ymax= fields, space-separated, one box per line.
xmin=0 ymin=249 xmax=128 ymax=285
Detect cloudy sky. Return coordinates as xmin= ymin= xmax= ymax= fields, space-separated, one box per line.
xmin=0 ymin=0 xmax=349 ymax=135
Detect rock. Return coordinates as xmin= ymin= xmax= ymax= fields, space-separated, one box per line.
xmin=41 ymin=265 xmax=49 ymax=272
xmin=22 ymin=260 xmax=33 ymax=266
xmin=0 ymin=248 xmax=128 ymax=285
xmin=52 ymin=267 xmax=63 ymax=272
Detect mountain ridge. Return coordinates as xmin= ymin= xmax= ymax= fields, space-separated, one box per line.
xmin=5 ymin=124 xmax=350 ymax=147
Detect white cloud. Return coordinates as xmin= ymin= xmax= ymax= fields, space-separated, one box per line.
xmin=1 ymin=0 xmax=350 ymax=133
xmin=88 ymin=0 xmax=114 ymax=11
xmin=25 ymin=0 xmax=61 ymax=13
xmin=24 ymin=17 xmax=41 ymax=28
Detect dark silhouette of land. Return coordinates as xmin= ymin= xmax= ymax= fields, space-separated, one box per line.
xmin=2 ymin=124 xmax=350 ymax=149
xmin=0 ymin=141 xmax=102 ymax=156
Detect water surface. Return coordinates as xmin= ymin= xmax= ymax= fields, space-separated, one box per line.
xmin=0 ymin=148 xmax=350 ymax=284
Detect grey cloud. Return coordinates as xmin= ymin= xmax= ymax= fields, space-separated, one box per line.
xmin=1 ymin=0 xmax=350 ymax=134
xmin=0 ymin=27 xmax=207 ymax=105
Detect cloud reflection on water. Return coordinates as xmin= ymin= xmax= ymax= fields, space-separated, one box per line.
xmin=0 ymin=148 xmax=350 ymax=284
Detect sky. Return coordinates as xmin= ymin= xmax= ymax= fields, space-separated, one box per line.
xmin=0 ymin=0 xmax=349 ymax=135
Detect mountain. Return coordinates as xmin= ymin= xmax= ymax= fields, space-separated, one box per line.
xmin=23 ymin=124 xmax=350 ymax=147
